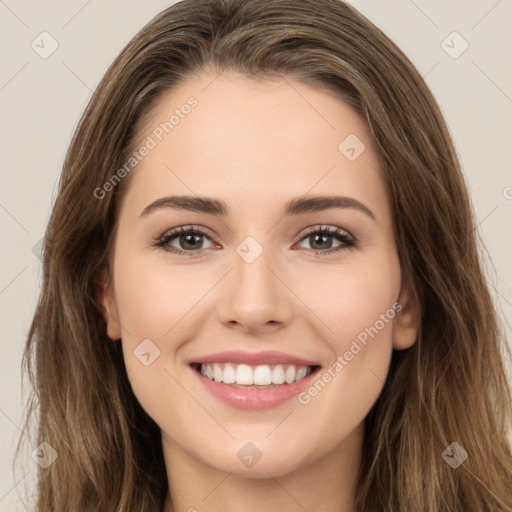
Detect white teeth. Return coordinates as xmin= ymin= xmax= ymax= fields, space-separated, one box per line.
xmin=284 ymin=365 xmax=296 ymax=384
xmin=223 ymin=363 xmax=236 ymax=384
xmin=253 ymin=365 xmax=272 ymax=385
xmin=271 ymin=365 xmax=285 ymax=384
xmin=235 ymin=364 xmax=253 ymax=385
xmin=213 ymin=363 xmax=223 ymax=382
xmin=199 ymin=363 xmax=313 ymax=386
xmin=295 ymin=367 xmax=308 ymax=382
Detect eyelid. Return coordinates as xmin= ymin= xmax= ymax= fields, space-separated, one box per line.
xmin=159 ymin=224 xmax=214 ymax=240
xmin=295 ymin=224 xmax=355 ymax=243
xmin=157 ymin=224 xmax=216 ymax=246
xmin=158 ymin=224 xmax=355 ymax=242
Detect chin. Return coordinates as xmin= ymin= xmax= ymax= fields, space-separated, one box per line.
xmin=198 ymin=441 xmax=313 ymax=478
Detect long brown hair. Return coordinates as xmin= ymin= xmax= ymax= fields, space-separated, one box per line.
xmin=17 ymin=0 xmax=512 ymax=510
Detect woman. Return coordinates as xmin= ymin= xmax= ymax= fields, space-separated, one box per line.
xmin=17 ymin=0 xmax=512 ymax=510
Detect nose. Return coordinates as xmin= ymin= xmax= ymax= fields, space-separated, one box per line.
xmin=215 ymin=244 xmax=295 ymax=335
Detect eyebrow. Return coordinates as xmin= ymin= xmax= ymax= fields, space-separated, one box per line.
xmin=140 ymin=195 xmax=376 ymax=221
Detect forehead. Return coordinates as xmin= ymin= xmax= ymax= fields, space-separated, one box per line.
xmin=122 ymin=71 xmax=388 ymax=223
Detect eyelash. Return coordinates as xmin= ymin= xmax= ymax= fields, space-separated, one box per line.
xmin=153 ymin=224 xmax=357 ymax=257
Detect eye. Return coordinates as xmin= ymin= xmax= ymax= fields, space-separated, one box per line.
xmin=294 ymin=225 xmax=356 ymax=256
xmin=153 ymin=224 xmax=356 ymax=257
xmin=154 ymin=225 xmax=215 ymax=257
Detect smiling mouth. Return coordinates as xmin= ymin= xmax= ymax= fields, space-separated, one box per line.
xmin=191 ymin=362 xmax=321 ymax=388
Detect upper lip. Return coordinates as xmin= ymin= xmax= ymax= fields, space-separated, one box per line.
xmin=190 ymin=350 xmax=321 ymax=367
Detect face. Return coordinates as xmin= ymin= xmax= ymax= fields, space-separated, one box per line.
xmin=100 ymin=70 xmax=419 ymax=478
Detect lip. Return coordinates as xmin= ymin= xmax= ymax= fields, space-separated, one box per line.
xmin=189 ymin=349 xmax=320 ymax=367
xmin=189 ymin=350 xmax=322 ymax=411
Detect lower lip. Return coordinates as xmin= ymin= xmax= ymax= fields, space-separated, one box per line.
xmin=192 ymin=366 xmax=320 ymax=410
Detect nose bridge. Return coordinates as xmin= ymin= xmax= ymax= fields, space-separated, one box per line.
xmin=232 ymin=234 xmax=280 ymax=304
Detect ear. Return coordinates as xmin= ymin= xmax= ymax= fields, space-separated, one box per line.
xmin=95 ymin=268 xmax=122 ymax=340
xmin=393 ymin=277 xmax=421 ymax=351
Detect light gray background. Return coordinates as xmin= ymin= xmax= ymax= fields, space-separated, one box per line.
xmin=1 ymin=0 xmax=511 ymax=509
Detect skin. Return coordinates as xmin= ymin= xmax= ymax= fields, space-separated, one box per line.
xmin=99 ymin=70 xmax=420 ymax=512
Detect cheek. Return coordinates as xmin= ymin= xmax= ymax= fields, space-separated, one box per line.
xmin=111 ymin=256 xmax=196 ymax=417
xmin=113 ymin=239 xmax=214 ymax=348
xmin=331 ymin=275 xmax=398 ymax=355
xmin=297 ymin=253 xmax=400 ymax=352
